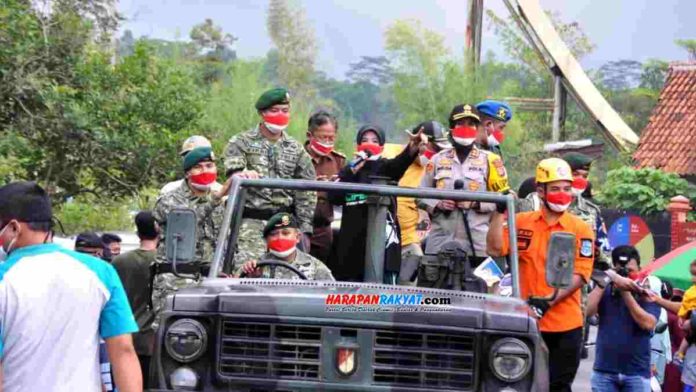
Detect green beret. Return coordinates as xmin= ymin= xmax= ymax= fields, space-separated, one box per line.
xmin=183 ymin=146 xmax=214 ymax=172
xmin=255 ymin=88 xmax=290 ymax=111
xmin=263 ymin=212 xmax=298 ymax=237
xmin=562 ymin=152 xmax=594 ymax=171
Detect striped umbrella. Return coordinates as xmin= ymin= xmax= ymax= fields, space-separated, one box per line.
xmin=638 ymin=241 xmax=696 ymax=290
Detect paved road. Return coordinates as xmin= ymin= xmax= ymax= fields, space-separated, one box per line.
xmin=573 ymin=326 xmax=596 ymax=391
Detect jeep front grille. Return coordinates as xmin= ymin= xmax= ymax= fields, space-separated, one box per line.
xmin=373 ymin=330 xmax=476 ymax=390
xmin=219 ymin=321 xmax=321 ymax=380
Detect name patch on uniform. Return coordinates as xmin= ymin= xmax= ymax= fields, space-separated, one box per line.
xmin=580 ymin=239 xmax=593 ymax=257
xmin=518 ymin=229 xmax=534 ymax=238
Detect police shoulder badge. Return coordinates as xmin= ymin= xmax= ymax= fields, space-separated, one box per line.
xmin=426 ymin=161 xmax=434 ymax=174
xmin=580 ymin=239 xmax=593 ymax=258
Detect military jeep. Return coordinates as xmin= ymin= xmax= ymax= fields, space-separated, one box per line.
xmin=148 ymin=179 xmax=575 ymax=391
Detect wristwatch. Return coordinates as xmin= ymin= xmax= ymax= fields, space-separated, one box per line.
xmin=591 ymin=269 xmax=611 ymax=289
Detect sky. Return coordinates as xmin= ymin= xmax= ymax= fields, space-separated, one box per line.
xmin=117 ymin=0 xmax=696 ymax=79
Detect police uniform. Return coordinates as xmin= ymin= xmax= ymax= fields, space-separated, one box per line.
xmin=417 ymin=144 xmax=509 ymax=260
xmin=223 ymin=88 xmax=317 ymax=267
xmin=151 ymin=149 xmax=225 ymax=328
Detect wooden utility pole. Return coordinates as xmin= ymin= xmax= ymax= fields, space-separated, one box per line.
xmin=466 ymin=0 xmax=484 ymax=69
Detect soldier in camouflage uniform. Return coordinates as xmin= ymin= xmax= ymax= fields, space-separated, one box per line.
xmin=239 ymin=213 xmax=334 ymax=281
xmin=151 ymin=146 xmax=230 ymax=328
xmin=223 ymin=88 xmax=317 ymax=273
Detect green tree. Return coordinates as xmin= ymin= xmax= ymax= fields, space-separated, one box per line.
xmin=385 ymin=19 xmax=487 ymax=132
xmin=640 ymin=59 xmax=669 ymax=90
xmin=675 ymin=39 xmax=696 ymax=60
xmin=597 ymin=167 xmax=696 ymax=217
xmin=267 ymin=0 xmax=318 ymax=101
xmin=190 ymin=18 xmax=237 ymax=61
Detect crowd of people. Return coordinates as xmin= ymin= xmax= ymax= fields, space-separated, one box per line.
xmin=0 ymin=86 xmax=693 ymax=392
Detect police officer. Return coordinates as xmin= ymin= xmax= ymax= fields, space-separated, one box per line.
xmin=160 ymin=135 xmax=223 ymax=196
xmin=475 ymin=99 xmax=513 ymax=157
xmin=418 ymin=104 xmax=510 ymax=268
xmin=223 ymin=88 xmax=317 ymax=271
xmin=152 ymin=146 xmax=232 ymax=326
xmin=239 ymin=212 xmax=335 ymax=281
xmin=304 ymin=111 xmax=345 ymax=262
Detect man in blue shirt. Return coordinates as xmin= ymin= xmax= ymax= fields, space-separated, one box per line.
xmin=587 ymin=245 xmax=660 ymax=391
xmin=0 ymin=181 xmax=142 ymax=391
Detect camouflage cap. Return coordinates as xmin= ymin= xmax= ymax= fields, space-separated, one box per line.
xmin=183 ymin=146 xmax=215 ymax=172
xmin=562 ymin=152 xmax=594 ymax=171
xmin=263 ymin=212 xmax=298 ymax=238
xmin=180 ymin=135 xmax=212 ymax=156
xmin=255 ymin=88 xmax=291 ymax=111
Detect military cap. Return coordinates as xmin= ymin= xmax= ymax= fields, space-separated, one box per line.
xmin=356 ymin=124 xmax=386 ymax=146
xmin=263 ymin=212 xmax=299 ymax=238
xmin=255 ymin=87 xmax=291 ymax=111
xmin=75 ymin=232 xmax=104 ymax=249
xmin=562 ymin=152 xmax=594 ymax=171
xmin=476 ymin=100 xmax=513 ymax=122
xmin=183 ymin=146 xmax=215 ymax=172
xmin=180 ymin=135 xmax=212 ymax=156
xmin=448 ymin=104 xmax=480 ymax=128
xmin=0 ymin=181 xmax=52 ymax=224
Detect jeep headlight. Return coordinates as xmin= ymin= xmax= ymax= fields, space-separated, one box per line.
xmin=489 ymin=338 xmax=532 ymax=382
xmin=165 ymin=318 xmax=208 ymax=363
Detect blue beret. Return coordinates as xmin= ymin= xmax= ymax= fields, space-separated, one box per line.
xmin=475 ymin=100 xmax=513 ymax=122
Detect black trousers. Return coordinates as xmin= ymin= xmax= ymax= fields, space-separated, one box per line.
xmin=541 ymin=327 xmax=583 ymax=392
xmin=139 ymin=355 xmax=151 ymax=389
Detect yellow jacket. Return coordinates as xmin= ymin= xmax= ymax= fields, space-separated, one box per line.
xmin=397 ymin=161 xmax=426 ymax=247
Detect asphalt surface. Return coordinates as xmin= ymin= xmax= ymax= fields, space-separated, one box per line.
xmin=572 ymin=325 xmax=596 ymax=391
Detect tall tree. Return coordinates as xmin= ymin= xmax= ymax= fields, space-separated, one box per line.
xmin=597 ymin=60 xmax=642 ymax=91
xmin=675 ymin=39 xmax=696 ymax=60
xmin=190 ymin=18 xmax=237 ymax=61
xmin=266 ymin=0 xmax=318 ymax=102
xmin=346 ymin=56 xmax=394 ymax=85
xmin=639 ymin=59 xmax=669 ymax=91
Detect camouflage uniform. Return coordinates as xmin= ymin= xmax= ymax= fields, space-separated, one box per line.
xmin=252 ymin=251 xmax=335 ymax=281
xmin=151 ymin=181 xmax=225 ymax=328
xmin=223 ymin=125 xmax=317 ymax=267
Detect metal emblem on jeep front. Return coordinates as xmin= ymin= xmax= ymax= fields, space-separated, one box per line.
xmin=336 ymin=347 xmax=357 ymax=376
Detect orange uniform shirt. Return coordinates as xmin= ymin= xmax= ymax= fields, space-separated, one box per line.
xmin=501 ymin=210 xmax=594 ymax=332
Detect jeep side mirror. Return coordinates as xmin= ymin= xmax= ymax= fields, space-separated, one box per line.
xmin=166 ymin=208 xmax=197 ymax=264
xmin=545 ymin=232 xmax=576 ymax=290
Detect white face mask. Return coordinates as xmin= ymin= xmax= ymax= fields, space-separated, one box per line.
xmin=571 ymin=188 xmax=584 ymax=197
xmin=269 ymin=246 xmax=296 ymax=258
xmin=264 ymin=122 xmax=288 ymax=134
xmin=0 ymin=222 xmax=18 ymax=256
xmin=487 ymin=134 xmax=501 ymax=147
xmin=189 ymin=182 xmax=212 ymax=191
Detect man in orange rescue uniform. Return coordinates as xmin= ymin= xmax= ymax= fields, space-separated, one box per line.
xmin=487 ymin=157 xmax=595 ymax=392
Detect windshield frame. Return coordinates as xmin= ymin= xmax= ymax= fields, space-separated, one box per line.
xmin=210 ymin=178 xmax=520 ymax=297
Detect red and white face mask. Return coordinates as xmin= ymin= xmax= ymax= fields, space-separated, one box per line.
xmin=268 ymin=238 xmax=297 ymax=258
xmin=487 ymin=129 xmax=505 ymax=147
xmin=571 ymin=177 xmax=588 ymax=196
xmin=310 ymin=138 xmax=334 ymax=156
xmin=189 ymin=172 xmax=217 ymax=191
xmin=545 ymin=191 xmax=572 ymax=212
xmin=418 ymin=149 xmax=437 ymax=166
xmin=451 ymin=126 xmax=478 ymax=146
xmin=357 ymin=142 xmax=383 ymax=158
xmin=263 ymin=112 xmax=290 ymax=134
